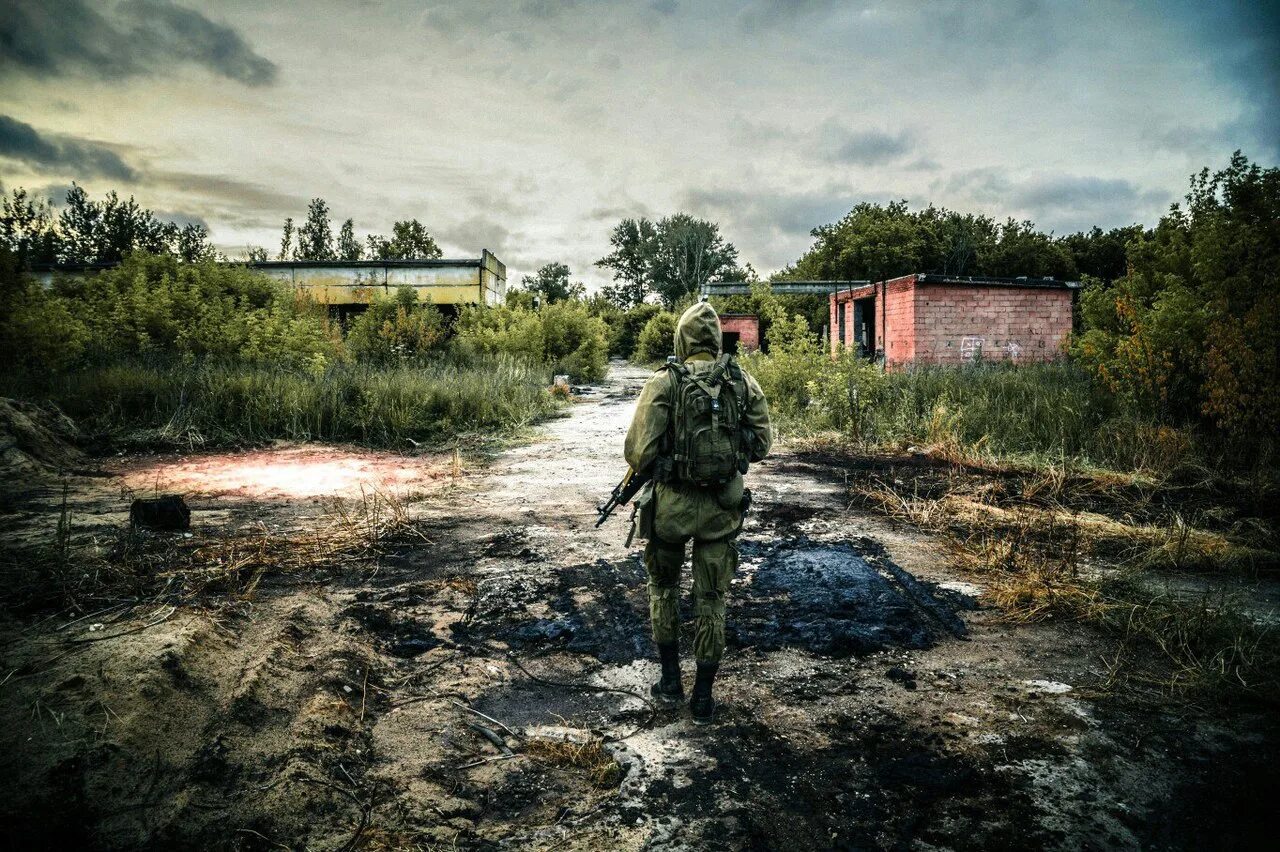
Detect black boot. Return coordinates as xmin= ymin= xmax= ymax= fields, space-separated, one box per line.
xmin=689 ymin=661 xmax=718 ymax=725
xmin=650 ymin=641 xmax=684 ymax=704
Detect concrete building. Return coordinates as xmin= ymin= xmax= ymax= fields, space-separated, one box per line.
xmin=249 ymin=251 xmax=506 ymax=311
xmin=719 ymin=313 xmax=761 ymax=354
xmin=32 ymin=251 xmax=507 ymax=315
xmin=830 ymin=274 xmax=1078 ymax=366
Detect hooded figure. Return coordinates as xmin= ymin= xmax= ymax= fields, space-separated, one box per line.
xmin=624 ymin=301 xmax=771 ymax=724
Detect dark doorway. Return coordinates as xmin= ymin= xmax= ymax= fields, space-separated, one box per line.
xmin=722 ymin=331 xmax=741 ymax=355
xmin=853 ymin=297 xmax=875 ymax=358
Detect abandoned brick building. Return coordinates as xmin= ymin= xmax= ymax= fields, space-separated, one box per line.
xmin=829 ymin=274 xmax=1078 ymax=366
xmin=719 ymin=313 xmax=761 ymax=354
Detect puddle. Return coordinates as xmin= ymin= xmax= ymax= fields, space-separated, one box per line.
xmin=453 ymin=538 xmax=971 ymax=664
xmin=729 ymin=538 xmax=969 ymax=656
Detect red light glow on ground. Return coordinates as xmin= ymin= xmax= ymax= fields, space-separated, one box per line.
xmin=120 ymin=446 xmax=444 ymax=501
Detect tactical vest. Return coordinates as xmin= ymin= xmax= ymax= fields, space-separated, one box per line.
xmin=664 ymin=353 xmax=751 ymax=487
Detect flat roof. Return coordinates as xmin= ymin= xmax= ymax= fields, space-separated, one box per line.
xmin=912 ymin=273 xmax=1081 ymax=289
xmin=31 ymin=255 xmax=499 ymax=273
xmin=837 ymin=273 xmax=1081 ymax=295
xmin=249 ymin=258 xmax=487 ymax=269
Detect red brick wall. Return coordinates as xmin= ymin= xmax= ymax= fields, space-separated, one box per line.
xmin=830 ymin=277 xmax=1074 ymax=364
xmin=719 ymin=314 xmax=760 ymax=351
xmin=877 ymin=276 xmax=917 ymax=366
xmin=911 ymin=284 xmax=1072 ymax=364
xmin=830 ymin=284 xmax=875 ymax=354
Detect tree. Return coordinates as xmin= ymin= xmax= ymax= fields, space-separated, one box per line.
xmin=788 ymin=200 xmax=1082 ymax=283
xmin=55 ymin=185 xmax=180 ymax=264
xmin=4 ymin=184 xmax=213 ymax=266
xmin=596 ymin=214 xmax=739 ymax=307
xmin=279 ymin=217 xmax=294 ymax=261
xmin=337 ymin=218 xmax=362 ymax=261
xmin=1072 ymin=152 xmax=1279 ymax=451
xmin=521 ymin=262 xmax=585 ymax=303
xmin=57 ymin=184 xmax=102 ymax=264
xmin=597 ymin=218 xmax=657 ymax=308
xmin=0 ymin=187 xmax=59 ymax=265
xmin=174 ymin=223 xmax=217 ymax=263
xmin=295 ymin=198 xmax=335 ymax=260
xmin=1060 ymin=225 xmax=1144 ymax=282
xmin=244 ymin=246 xmax=269 ymax=263
xmin=648 ymin=213 xmax=739 ymax=306
xmin=367 ymin=219 xmax=443 ymax=260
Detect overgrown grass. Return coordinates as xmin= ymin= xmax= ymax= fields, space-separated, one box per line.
xmin=1 ymin=353 xmax=561 ymax=449
xmin=846 ymin=458 xmax=1279 ymax=702
xmin=747 ymin=350 xmax=1260 ymax=476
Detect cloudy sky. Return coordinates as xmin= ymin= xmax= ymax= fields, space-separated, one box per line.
xmin=1 ymin=0 xmax=1276 ymax=286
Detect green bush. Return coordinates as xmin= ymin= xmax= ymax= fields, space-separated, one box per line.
xmin=1 ymin=253 xmax=340 ymax=373
xmin=453 ymin=300 xmax=608 ymax=382
xmin=635 ymin=311 xmax=677 ymax=363
xmin=1070 ymin=153 xmax=1279 ymax=461
xmin=541 ymin=301 xmax=608 ymax=381
xmin=346 ymin=287 xmax=447 ymax=365
xmin=743 ymin=341 xmax=1195 ymax=472
xmin=609 ymin=303 xmax=660 ymax=359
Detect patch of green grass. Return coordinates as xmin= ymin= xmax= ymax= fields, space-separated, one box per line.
xmin=3 ymin=354 xmax=561 ymax=449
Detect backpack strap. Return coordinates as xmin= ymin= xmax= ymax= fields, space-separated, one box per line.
xmin=661 ymin=361 xmax=688 ymax=469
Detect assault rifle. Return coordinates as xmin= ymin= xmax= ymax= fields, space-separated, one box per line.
xmin=595 ymin=465 xmax=652 ymax=528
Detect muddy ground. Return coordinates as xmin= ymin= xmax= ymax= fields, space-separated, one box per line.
xmin=1 ymin=362 xmax=1276 ymax=850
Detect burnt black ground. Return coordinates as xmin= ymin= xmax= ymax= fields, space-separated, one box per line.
xmin=447 ymin=537 xmax=971 ymax=665
xmin=3 ymin=362 xmax=1278 ymax=850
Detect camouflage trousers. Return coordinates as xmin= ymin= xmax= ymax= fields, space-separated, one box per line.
xmin=642 ymin=481 xmax=743 ymax=664
xmin=644 ymin=536 xmax=739 ymax=663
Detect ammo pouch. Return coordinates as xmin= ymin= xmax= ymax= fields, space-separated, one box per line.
xmin=714 ymin=474 xmax=744 ymax=511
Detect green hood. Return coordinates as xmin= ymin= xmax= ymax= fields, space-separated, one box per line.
xmin=674 ymin=302 xmax=722 ymax=360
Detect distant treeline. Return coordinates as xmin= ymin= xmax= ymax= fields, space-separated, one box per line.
xmin=0 ymin=185 xmax=449 ymax=267
xmin=1 ymin=183 xmax=218 ymax=266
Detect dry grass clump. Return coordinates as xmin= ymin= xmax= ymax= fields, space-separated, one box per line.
xmin=845 ymin=454 xmax=1280 ymax=701
xmin=524 ymin=737 xmax=622 ymax=788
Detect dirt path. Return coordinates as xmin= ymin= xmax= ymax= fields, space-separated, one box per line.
xmin=1 ymin=363 xmax=1275 ymax=850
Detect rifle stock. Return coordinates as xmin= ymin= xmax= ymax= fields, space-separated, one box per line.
xmin=595 ymin=465 xmax=652 ymax=527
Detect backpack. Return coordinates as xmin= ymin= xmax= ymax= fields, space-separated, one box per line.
xmin=664 ymin=353 xmax=751 ymax=487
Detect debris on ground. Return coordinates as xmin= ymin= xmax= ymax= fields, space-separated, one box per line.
xmin=0 ymin=364 xmax=1275 ymax=849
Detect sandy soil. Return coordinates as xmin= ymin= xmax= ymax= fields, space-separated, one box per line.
xmin=1 ymin=362 xmax=1275 ymax=850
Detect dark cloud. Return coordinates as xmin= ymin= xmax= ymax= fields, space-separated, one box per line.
xmin=683 ymin=186 xmax=860 ymax=237
xmin=1011 ymin=175 xmax=1166 ymax=215
xmin=939 ymin=169 xmax=1170 ymax=232
xmin=586 ymin=205 xmax=647 ymax=222
xmin=937 ymin=168 xmax=1012 ymax=204
xmin=438 ymin=215 xmax=512 ymax=257
xmin=150 ymin=171 xmax=307 ymax=213
xmin=821 ymin=123 xmax=914 ymax=166
xmin=1164 ymin=0 xmax=1279 ymax=157
xmin=153 ymin=209 xmax=209 ymax=229
xmin=0 ymin=114 xmax=137 ymax=180
xmin=736 ymin=0 xmax=846 ymax=34
xmin=0 ymin=0 xmax=277 ymax=86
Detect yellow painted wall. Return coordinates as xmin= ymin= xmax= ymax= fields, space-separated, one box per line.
xmin=255 ymin=256 xmax=506 ymax=306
